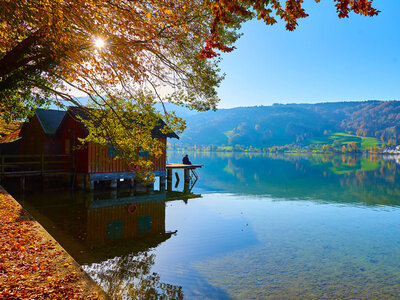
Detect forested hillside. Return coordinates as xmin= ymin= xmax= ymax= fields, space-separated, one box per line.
xmin=165 ymin=101 xmax=400 ymax=147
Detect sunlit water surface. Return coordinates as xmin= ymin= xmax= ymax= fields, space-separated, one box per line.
xmin=9 ymin=152 xmax=400 ymax=299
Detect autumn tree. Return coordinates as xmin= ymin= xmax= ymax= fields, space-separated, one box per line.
xmin=0 ymin=0 xmax=380 ymax=118
xmin=0 ymin=0 xmax=379 ymax=175
xmin=1 ymin=0 xmax=239 ymax=176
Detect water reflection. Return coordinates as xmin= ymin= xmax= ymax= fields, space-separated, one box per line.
xmin=7 ymin=153 xmax=400 ymax=299
xmin=85 ymin=251 xmax=183 ymax=299
xmin=169 ymin=152 xmax=400 ymax=207
xmin=10 ymin=189 xmax=191 ymax=299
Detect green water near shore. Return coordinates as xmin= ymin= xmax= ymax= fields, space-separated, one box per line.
xmin=9 ymin=153 xmax=400 ymax=299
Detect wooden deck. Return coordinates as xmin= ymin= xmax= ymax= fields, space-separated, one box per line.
xmin=166 ymin=163 xmax=202 ymax=170
xmin=166 ymin=163 xmax=202 ymax=193
xmin=0 ymin=154 xmax=73 ymax=177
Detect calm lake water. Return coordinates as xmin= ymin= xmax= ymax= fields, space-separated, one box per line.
xmin=8 ymin=152 xmax=400 ymax=299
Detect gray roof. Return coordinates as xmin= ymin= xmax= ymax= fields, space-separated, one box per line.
xmin=68 ymin=106 xmax=179 ymax=139
xmin=35 ymin=108 xmax=66 ymax=135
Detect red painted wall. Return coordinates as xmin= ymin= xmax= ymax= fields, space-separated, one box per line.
xmin=87 ymin=138 xmax=166 ymax=173
xmin=58 ymin=113 xmax=89 ymax=173
xmin=58 ymin=113 xmax=167 ymax=174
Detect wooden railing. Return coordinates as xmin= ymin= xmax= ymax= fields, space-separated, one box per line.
xmin=0 ymin=154 xmax=74 ymax=176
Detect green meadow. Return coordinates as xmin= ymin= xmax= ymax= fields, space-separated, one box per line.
xmin=307 ymin=133 xmax=381 ymax=150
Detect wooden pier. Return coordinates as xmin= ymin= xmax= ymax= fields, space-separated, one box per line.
xmin=0 ymin=154 xmax=73 ymax=177
xmin=0 ymin=154 xmax=74 ymax=190
xmin=166 ymin=163 xmax=202 ymax=193
xmin=0 ymin=154 xmax=202 ymax=193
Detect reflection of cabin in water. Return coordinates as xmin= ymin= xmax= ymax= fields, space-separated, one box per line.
xmin=87 ymin=196 xmax=167 ymax=243
xmin=18 ymin=190 xmax=175 ymax=264
xmin=0 ymin=107 xmax=179 ymax=191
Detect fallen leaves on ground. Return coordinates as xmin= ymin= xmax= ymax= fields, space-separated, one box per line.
xmin=0 ymin=188 xmax=99 ymax=299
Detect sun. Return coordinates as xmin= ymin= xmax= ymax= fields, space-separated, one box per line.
xmin=94 ymin=37 xmax=105 ymax=49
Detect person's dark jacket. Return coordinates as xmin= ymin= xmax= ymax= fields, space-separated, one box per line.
xmin=182 ymin=156 xmax=191 ymax=165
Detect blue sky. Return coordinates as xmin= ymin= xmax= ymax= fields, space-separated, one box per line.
xmin=217 ymin=0 xmax=400 ymax=108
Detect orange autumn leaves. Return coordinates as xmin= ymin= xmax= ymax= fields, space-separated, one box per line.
xmin=0 ymin=0 xmax=380 ymax=111
xmin=1 ymin=0 xmax=221 ymax=111
xmin=0 ymin=0 xmax=380 ymax=169
xmin=0 ymin=190 xmax=96 ymax=299
xmin=1 ymin=0 xmax=381 ymax=101
xmin=200 ymin=0 xmax=379 ymax=59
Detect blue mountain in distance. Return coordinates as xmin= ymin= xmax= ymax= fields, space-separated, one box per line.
xmin=54 ymin=98 xmax=400 ymax=147
xmin=159 ymin=101 xmax=400 ymax=147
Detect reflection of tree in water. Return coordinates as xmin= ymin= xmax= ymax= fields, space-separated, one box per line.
xmin=84 ymin=251 xmax=183 ymax=299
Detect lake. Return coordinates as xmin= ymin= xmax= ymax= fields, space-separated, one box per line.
xmin=8 ymin=152 xmax=400 ymax=299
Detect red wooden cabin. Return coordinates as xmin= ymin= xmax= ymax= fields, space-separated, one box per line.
xmin=18 ymin=108 xmax=66 ymax=155
xmin=56 ymin=107 xmax=178 ymax=188
xmin=0 ymin=109 xmax=70 ymax=177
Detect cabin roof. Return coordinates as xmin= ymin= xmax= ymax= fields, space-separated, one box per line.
xmin=66 ymin=106 xmax=179 ymax=139
xmin=35 ymin=108 xmax=66 ymax=135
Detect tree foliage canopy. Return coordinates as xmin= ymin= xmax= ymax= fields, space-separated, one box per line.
xmin=0 ymin=0 xmax=379 ymax=176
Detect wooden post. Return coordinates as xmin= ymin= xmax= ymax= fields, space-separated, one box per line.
xmin=20 ymin=176 xmax=25 ymax=191
xmin=76 ymin=173 xmax=85 ymax=190
xmin=183 ymin=168 xmax=190 ymax=194
xmin=41 ymin=154 xmax=45 ymax=175
xmin=183 ymin=182 xmax=190 ymax=194
xmin=109 ymin=179 xmax=117 ymax=189
xmin=85 ymin=174 xmax=94 ymax=191
xmin=146 ymin=181 xmax=154 ymax=194
xmin=159 ymin=176 xmax=166 ymax=191
xmin=129 ymin=178 xmax=135 ymax=196
xmin=184 ymin=169 xmax=190 ymax=183
xmin=111 ymin=189 xmax=117 ymax=199
xmin=167 ymin=169 xmax=172 ymax=191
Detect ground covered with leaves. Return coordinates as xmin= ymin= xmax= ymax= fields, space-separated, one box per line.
xmin=0 ymin=187 xmax=108 ymax=299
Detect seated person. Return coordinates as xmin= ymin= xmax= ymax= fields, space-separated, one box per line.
xmin=182 ymin=154 xmax=192 ymax=165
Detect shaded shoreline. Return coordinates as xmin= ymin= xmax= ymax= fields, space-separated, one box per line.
xmin=0 ymin=185 xmax=109 ymax=299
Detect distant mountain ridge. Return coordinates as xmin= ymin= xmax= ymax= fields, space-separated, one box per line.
xmin=163 ymin=101 xmax=400 ymax=147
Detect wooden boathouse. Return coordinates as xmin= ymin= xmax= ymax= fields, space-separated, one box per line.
xmin=57 ymin=106 xmax=179 ymax=190
xmin=0 ymin=107 xmax=179 ymax=191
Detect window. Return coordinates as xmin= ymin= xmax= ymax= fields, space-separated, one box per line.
xmin=107 ymin=220 xmax=123 ymax=239
xmin=138 ymin=216 xmax=151 ymax=234
xmin=108 ymin=145 xmax=117 ymax=157
xmin=139 ymin=150 xmax=151 ymax=157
